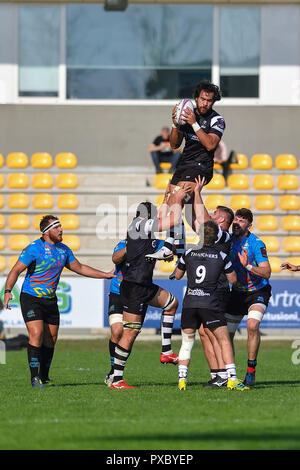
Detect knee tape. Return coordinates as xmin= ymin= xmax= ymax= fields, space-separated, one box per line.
xmin=163 ymin=293 xmax=176 ymax=312
xmin=109 ymin=313 xmax=123 ymax=326
xmin=225 ymin=313 xmax=243 ymax=334
xmin=247 ymin=309 xmax=264 ymax=323
xmin=123 ymin=321 xmax=142 ymax=334
xmin=178 ymin=331 xmax=195 ymax=361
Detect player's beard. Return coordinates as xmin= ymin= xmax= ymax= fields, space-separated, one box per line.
xmin=232 ymin=223 xmax=247 ymax=239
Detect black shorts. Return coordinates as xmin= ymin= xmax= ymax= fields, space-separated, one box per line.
xmin=227 ymin=284 xmax=272 ymax=317
xmin=170 ymin=165 xmax=213 ymax=186
xmin=20 ymin=292 xmax=60 ymax=325
xmin=108 ymin=292 xmax=123 ymax=318
xmin=217 ymin=289 xmax=231 ymax=315
xmin=120 ymin=280 xmax=159 ymax=316
xmin=181 ymin=307 xmax=227 ymax=330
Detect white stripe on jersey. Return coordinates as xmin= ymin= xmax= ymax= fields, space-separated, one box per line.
xmin=210 ymin=115 xmax=225 ymax=134
xmin=220 ymin=250 xmax=233 ymax=271
xmin=216 ymin=226 xmax=230 ymax=244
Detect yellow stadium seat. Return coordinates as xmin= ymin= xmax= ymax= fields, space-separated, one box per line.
xmin=286 ymin=256 xmax=300 ymax=267
xmin=159 ymin=162 xmax=172 ymax=172
xmin=32 ymin=173 xmax=53 ymax=189
xmin=281 ymin=215 xmax=300 ymax=231
xmin=229 ymin=194 xmax=251 ymax=210
xmin=7 ymin=193 xmax=29 ymax=209
xmin=256 ymin=215 xmax=278 ymax=231
xmin=275 ymin=154 xmax=297 ymax=170
xmin=0 ymin=174 xmax=4 ymax=188
xmin=0 ymin=235 xmax=5 ymax=251
xmin=154 ymin=173 xmax=171 ymax=190
xmin=0 ymin=256 xmax=5 ymax=271
xmin=8 ymin=213 xmax=30 ymax=230
xmin=278 ymin=195 xmax=300 ymax=211
xmin=6 ymin=152 xmax=28 ymax=168
xmin=251 ymin=154 xmax=273 ymax=170
xmin=61 ymin=235 xmax=80 ymax=251
xmin=33 ymin=214 xmax=47 ymax=231
xmin=0 ymin=153 xmax=4 ymax=168
xmin=260 ymin=236 xmax=280 ymax=253
xmin=9 ymin=255 xmax=19 ymax=270
xmin=57 ymin=194 xmax=79 ymax=210
xmin=227 ymin=174 xmax=249 ymax=190
xmin=0 ymin=215 xmax=5 ymax=229
xmin=254 ymin=195 xmax=276 ymax=211
xmin=252 ymin=174 xmax=274 ymax=190
xmin=282 ymin=236 xmax=300 ymax=252
xmin=55 ymin=152 xmax=77 ymax=169
xmin=229 ymin=153 xmax=248 ymax=170
xmin=60 ymin=214 xmax=79 ymax=230
xmin=269 ymin=257 xmax=282 ymax=273
xmin=155 ymin=194 xmax=165 ymax=207
xmin=205 ymin=173 xmax=225 ymax=190
xmin=186 ymin=234 xmax=199 ymax=244
xmin=32 ymin=193 xmax=54 ymax=209
xmin=213 ymin=162 xmax=222 ymax=170
xmin=7 ymin=173 xmax=29 ymax=189
xmin=204 ymin=194 xmax=227 ymax=210
xmin=56 ymin=173 xmax=78 ymax=189
xmin=31 ymin=152 xmax=53 ymax=169
xmin=158 ymin=259 xmax=178 ymax=273
xmin=277 ymin=174 xmax=298 ymax=191
xmin=8 ymin=234 xmax=30 ymax=251
xmin=0 ymin=194 xmax=4 ymax=208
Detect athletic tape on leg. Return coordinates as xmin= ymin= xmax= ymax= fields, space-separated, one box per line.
xmin=109 ymin=314 xmax=123 ymax=326
xmin=178 ymin=331 xmax=195 ymax=361
xmin=247 ymin=310 xmax=264 ymax=323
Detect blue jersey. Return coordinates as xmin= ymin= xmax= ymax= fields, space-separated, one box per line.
xmin=19 ymin=238 xmax=76 ymax=299
xmin=230 ymin=232 xmax=269 ymax=292
xmin=109 ymin=238 xmax=165 ymax=295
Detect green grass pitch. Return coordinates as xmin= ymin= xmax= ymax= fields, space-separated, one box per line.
xmin=0 ymin=338 xmax=299 ymax=450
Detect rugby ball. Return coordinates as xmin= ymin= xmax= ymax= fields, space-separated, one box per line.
xmin=174 ymin=99 xmax=194 ymax=126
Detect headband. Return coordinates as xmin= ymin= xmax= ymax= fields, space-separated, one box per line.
xmin=41 ymin=220 xmax=61 ymax=234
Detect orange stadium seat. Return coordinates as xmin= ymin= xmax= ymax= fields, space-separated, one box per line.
xmin=31 ymin=152 xmax=53 ymax=169
xmin=61 ymin=235 xmax=80 ymax=251
xmin=282 ymin=236 xmax=300 ymax=252
xmin=55 ymin=152 xmax=77 ymax=169
xmin=6 ymin=152 xmax=28 ymax=168
xmin=256 ymin=215 xmax=278 ymax=231
xmin=252 ymin=174 xmax=274 ymax=190
xmin=0 ymin=215 xmax=5 ymax=229
xmin=229 ymin=194 xmax=251 ymax=210
xmin=260 ymin=236 xmax=280 ymax=253
xmin=229 ymin=153 xmax=248 ymax=170
xmin=32 ymin=193 xmax=54 ymax=210
xmin=159 ymin=162 xmax=172 ymax=173
xmin=56 ymin=173 xmax=78 ymax=189
xmin=32 ymin=173 xmax=53 ymax=189
xmin=0 ymin=194 xmax=4 ymax=209
xmin=213 ymin=162 xmax=222 ymax=170
xmin=204 ymin=194 xmax=227 ymax=210
xmin=8 ymin=214 xmax=30 ymax=230
xmin=0 ymin=174 xmax=4 ymax=188
xmin=251 ymin=154 xmax=273 ymax=170
xmin=57 ymin=194 xmax=79 ymax=210
xmin=7 ymin=193 xmax=29 ymax=209
xmin=7 ymin=173 xmax=29 ymax=189
xmin=268 ymin=257 xmax=282 ymax=273
xmin=8 ymin=234 xmax=30 ymax=251
xmin=278 ymin=195 xmax=300 ymax=211
xmin=254 ymin=195 xmax=276 ymax=211
xmin=0 ymin=256 xmax=6 ymax=271
xmin=275 ymin=154 xmax=297 ymax=170
xmin=60 ymin=214 xmax=79 ymax=230
xmin=0 ymin=235 xmax=5 ymax=251
xmin=205 ymin=173 xmax=225 ymax=190
xmin=277 ymin=175 xmax=298 ymax=191
xmin=281 ymin=215 xmax=300 ymax=231
xmin=227 ymin=174 xmax=249 ymax=190
xmin=0 ymin=153 xmax=4 ymax=168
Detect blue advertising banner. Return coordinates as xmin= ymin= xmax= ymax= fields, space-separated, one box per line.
xmin=104 ymin=279 xmax=300 ymax=330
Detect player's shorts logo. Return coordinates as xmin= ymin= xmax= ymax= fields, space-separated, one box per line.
xmin=26 ymin=309 xmax=35 ymax=318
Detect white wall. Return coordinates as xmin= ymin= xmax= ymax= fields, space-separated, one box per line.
xmin=0 ymin=4 xmax=17 ymax=104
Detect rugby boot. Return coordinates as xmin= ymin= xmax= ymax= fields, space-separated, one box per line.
xmin=42 ymin=378 xmax=56 ymax=387
xmin=31 ymin=376 xmax=46 ymax=388
xmin=110 ymin=380 xmax=135 ymax=389
xmin=104 ymin=373 xmax=114 ymax=387
xmin=160 ymin=352 xmax=179 ymax=365
xmin=145 ymin=246 xmax=174 ymax=261
xmin=244 ymin=370 xmax=256 ymax=387
xmin=227 ymin=378 xmax=250 ymax=391
xmin=202 ymin=375 xmax=227 ymax=388
xmin=178 ymin=378 xmax=187 ymax=391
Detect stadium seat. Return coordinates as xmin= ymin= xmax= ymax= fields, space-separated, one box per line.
xmin=0 ymin=215 xmax=5 ymax=229
xmin=61 ymin=235 xmax=80 ymax=251
xmin=0 ymin=235 xmax=5 ymax=251
xmin=268 ymin=257 xmax=282 ymax=273
xmin=251 ymin=154 xmax=273 ymax=170
xmin=7 ymin=173 xmax=29 ymax=189
xmin=256 ymin=215 xmax=278 ymax=231
xmin=227 ymin=174 xmax=249 ymax=190
xmin=205 ymin=173 xmax=225 ymax=190
xmin=213 ymin=162 xmax=222 ymax=170
xmin=0 ymin=153 xmax=4 ymax=168
xmin=9 ymin=255 xmax=19 ymax=270
xmin=254 ymin=195 xmax=276 ymax=211
xmin=56 ymin=173 xmax=78 ymax=189
xmin=277 ymin=174 xmax=298 ymax=191
xmin=57 ymin=194 xmax=79 ymax=210
xmin=60 ymin=214 xmax=79 ymax=230
xmin=260 ymin=236 xmax=280 ymax=253
xmin=204 ymin=194 xmax=227 ymax=210
xmin=275 ymin=154 xmax=297 ymax=170
xmin=229 ymin=194 xmax=251 ymax=210
xmin=229 ymin=153 xmax=248 ymax=170
xmin=186 ymin=234 xmax=199 ymax=244
xmin=252 ymin=174 xmax=274 ymax=190
xmin=158 ymin=259 xmax=178 ymax=273
xmin=278 ymin=195 xmax=300 ymax=211
xmin=32 ymin=193 xmax=54 ymax=209
xmin=0 ymin=174 xmax=4 ymax=188
xmin=55 ymin=152 xmax=77 ymax=169
xmin=282 ymin=236 xmax=300 ymax=252
xmin=155 ymin=194 xmax=165 ymax=207
xmin=8 ymin=213 xmax=30 ymax=230
xmin=33 ymin=214 xmax=47 ymax=231
xmin=32 ymin=173 xmax=53 ymax=189
xmin=0 ymin=194 xmax=4 ymax=209
xmin=31 ymin=152 xmax=53 ymax=169
xmin=6 ymin=152 xmax=28 ymax=168
xmin=286 ymin=256 xmax=300 ymax=267
xmin=7 ymin=193 xmax=29 ymax=209
xmin=8 ymin=234 xmax=30 ymax=251
xmin=281 ymin=215 xmax=300 ymax=231
xmin=159 ymin=162 xmax=172 ymax=173
xmin=0 ymin=256 xmax=5 ymax=271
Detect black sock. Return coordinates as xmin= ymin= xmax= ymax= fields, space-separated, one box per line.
xmin=109 ymin=340 xmax=117 ymax=375
xmin=39 ymin=345 xmax=55 ymax=381
xmin=27 ymin=344 xmax=42 ymax=381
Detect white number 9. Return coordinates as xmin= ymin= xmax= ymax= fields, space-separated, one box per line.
xmin=195 ymin=265 xmax=206 ymax=284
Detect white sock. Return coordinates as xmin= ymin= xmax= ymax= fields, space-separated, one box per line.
xmin=225 ymin=363 xmax=238 ymax=381
xmin=178 ymin=365 xmax=188 ymax=380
